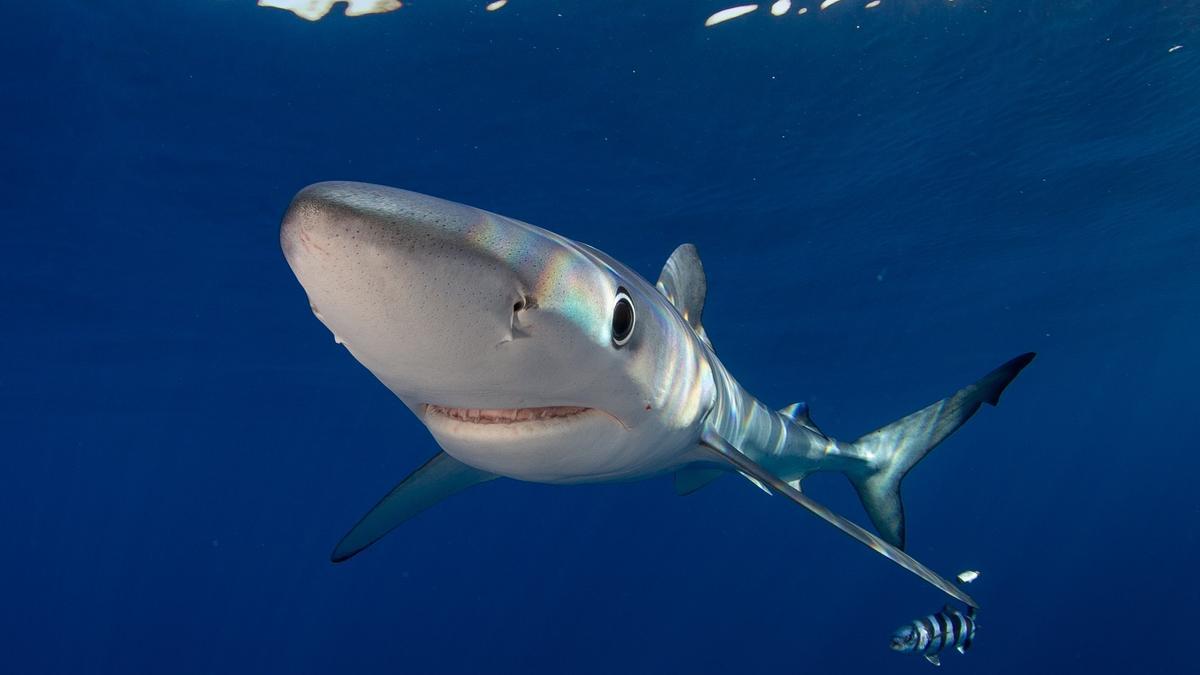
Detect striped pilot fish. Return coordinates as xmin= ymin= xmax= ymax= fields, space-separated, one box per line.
xmin=890 ymin=605 xmax=977 ymax=666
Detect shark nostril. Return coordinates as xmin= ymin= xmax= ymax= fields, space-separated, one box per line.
xmin=507 ymin=295 xmax=536 ymax=342
xmin=513 ymin=295 xmax=537 ymax=313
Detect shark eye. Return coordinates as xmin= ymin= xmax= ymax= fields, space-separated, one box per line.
xmin=611 ymin=288 xmax=635 ymax=347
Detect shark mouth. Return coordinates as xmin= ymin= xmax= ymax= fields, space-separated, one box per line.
xmin=424 ymin=404 xmax=592 ymax=425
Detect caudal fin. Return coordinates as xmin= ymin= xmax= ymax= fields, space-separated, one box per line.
xmin=847 ymin=353 xmax=1035 ymax=549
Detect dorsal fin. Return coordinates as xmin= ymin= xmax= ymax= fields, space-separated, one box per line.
xmin=780 ymin=401 xmax=823 ymax=435
xmin=656 ymin=243 xmax=710 ymax=347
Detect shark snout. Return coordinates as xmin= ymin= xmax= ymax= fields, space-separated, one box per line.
xmin=279 ymin=181 xmax=594 ymax=403
xmin=281 ymin=181 xmax=523 ymax=274
xmin=279 ymin=182 xmax=390 ymax=269
xmin=279 ymin=216 xmax=329 ymax=263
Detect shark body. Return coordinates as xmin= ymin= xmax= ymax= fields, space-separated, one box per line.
xmin=280 ymin=181 xmax=1034 ymax=606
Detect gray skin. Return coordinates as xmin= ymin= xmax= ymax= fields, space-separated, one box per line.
xmin=280 ymin=181 xmax=1034 ymax=606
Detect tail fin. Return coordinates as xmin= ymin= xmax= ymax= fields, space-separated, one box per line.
xmin=847 ymin=353 xmax=1035 ymax=549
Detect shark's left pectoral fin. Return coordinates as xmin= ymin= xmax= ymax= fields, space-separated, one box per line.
xmin=331 ymin=452 xmax=497 ymax=562
xmin=698 ymin=426 xmax=978 ymax=608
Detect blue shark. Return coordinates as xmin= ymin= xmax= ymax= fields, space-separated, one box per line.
xmin=280 ymin=181 xmax=1034 ymax=606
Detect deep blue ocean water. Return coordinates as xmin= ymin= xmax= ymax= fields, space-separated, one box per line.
xmin=3 ymin=1 xmax=1198 ymax=672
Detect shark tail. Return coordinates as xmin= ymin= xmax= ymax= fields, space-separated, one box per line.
xmin=846 ymin=353 xmax=1035 ymax=549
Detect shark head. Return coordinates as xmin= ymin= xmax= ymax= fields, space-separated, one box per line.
xmin=281 ymin=182 xmax=714 ymax=482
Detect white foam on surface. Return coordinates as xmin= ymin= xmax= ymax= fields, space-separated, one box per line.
xmin=705 ymin=5 xmax=760 ymax=27
xmin=257 ymin=0 xmax=403 ymax=21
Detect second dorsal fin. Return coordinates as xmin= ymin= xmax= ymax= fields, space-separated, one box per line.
xmin=780 ymin=401 xmax=823 ymax=435
xmin=656 ymin=243 xmax=710 ymax=347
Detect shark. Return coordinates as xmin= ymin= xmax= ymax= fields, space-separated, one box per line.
xmin=279 ymin=181 xmax=1034 ymax=607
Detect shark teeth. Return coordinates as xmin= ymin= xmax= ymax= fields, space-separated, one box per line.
xmin=425 ymin=405 xmax=590 ymax=424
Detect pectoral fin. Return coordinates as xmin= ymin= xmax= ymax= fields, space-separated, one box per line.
xmin=674 ymin=466 xmax=726 ymax=495
xmin=698 ymin=426 xmax=978 ymax=608
xmin=331 ymin=452 xmax=497 ymax=562
xmin=925 ymin=654 xmax=941 ymax=666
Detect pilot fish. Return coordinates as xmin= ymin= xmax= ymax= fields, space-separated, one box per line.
xmin=890 ymin=604 xmax=977 ymax=666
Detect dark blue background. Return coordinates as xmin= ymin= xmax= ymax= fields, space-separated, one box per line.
xmin=3 ymin=1 xmax=1198 ymax=672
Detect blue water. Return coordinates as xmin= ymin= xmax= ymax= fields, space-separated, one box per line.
xmin=3 ymin=1 xmax=1198 ymax=672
